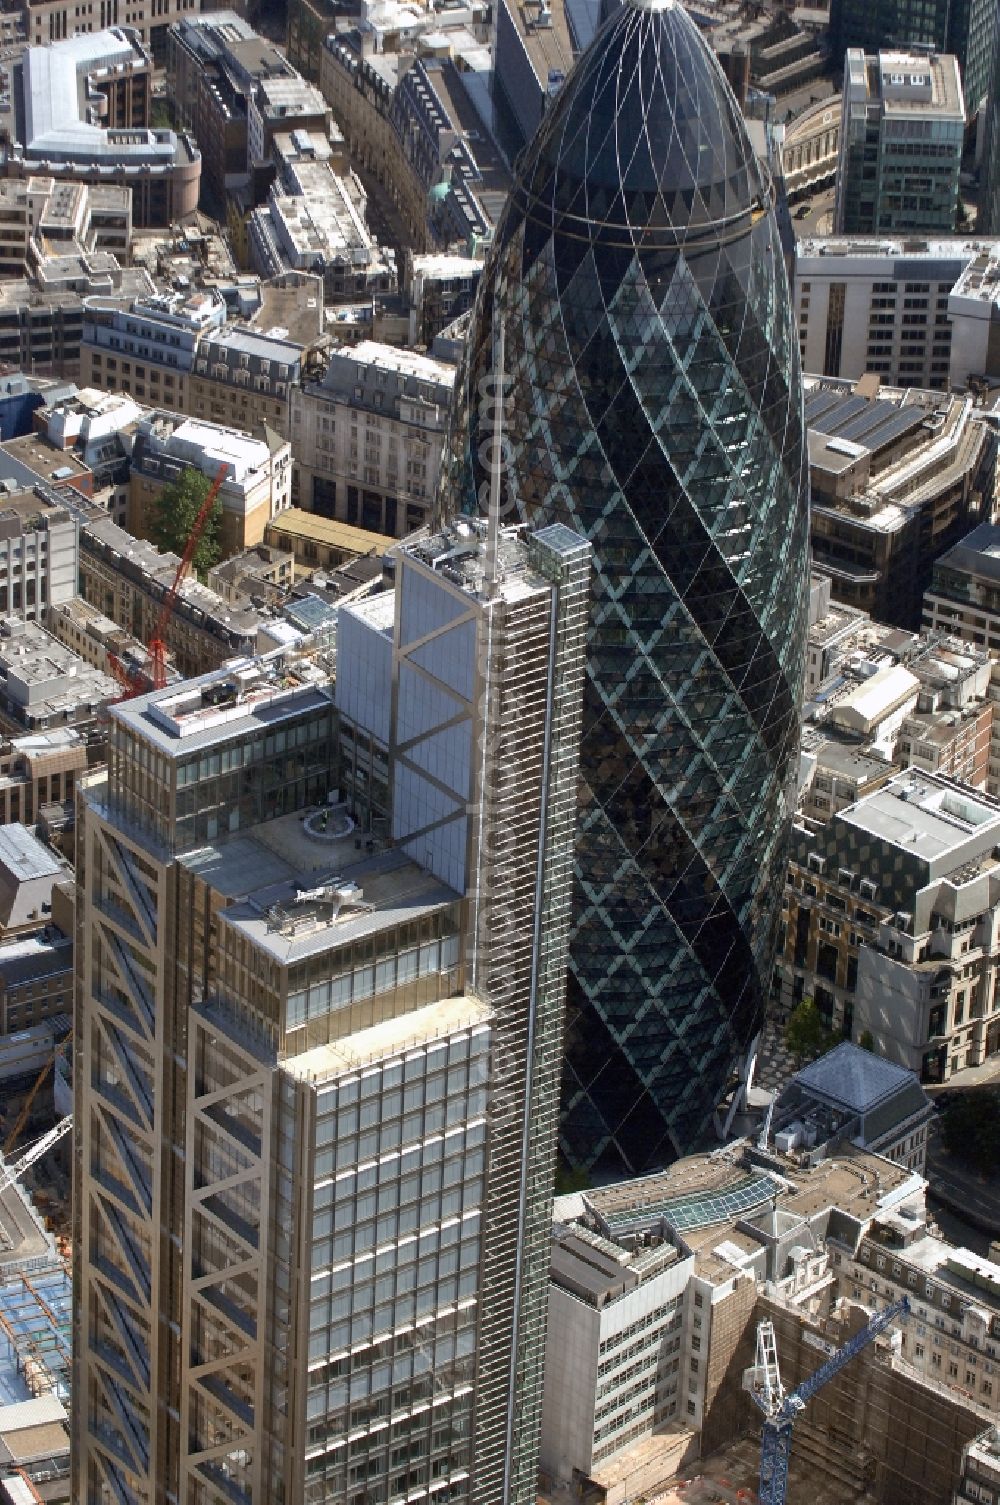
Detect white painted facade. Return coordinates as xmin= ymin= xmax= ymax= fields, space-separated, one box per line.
xmin=794 ymin=238 xmax=1000 ymax=390
xmin=539 ymin=1232 xmax=694 ymax=1483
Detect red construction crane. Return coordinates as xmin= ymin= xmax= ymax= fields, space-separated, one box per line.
xmin=107 ymin=461 xmax=228 ymax=699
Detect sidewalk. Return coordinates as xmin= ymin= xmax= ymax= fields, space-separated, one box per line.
xmin=753 ymin=1013 xmax=797 ymax=1095
xmin=924 ymin=1056 xmax=1000 ymax=1094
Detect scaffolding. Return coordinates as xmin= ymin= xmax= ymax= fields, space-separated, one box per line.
xmin=0 ymin=1263 xmax=71 ymax=1406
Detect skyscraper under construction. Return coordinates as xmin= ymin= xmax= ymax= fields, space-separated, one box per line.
xmin=72 ymin=518 xmax=589 ymax=1505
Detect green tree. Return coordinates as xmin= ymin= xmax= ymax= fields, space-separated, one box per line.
xmin=858 ymin=1029 xmax=876 ymax=1053
xmin=151 ymin=96 xmax=173 ymax=130
xmin=150 ymin=468 xmax=222 ymax=579
xmin=785 ymin=997 xmax=836 ymax=1066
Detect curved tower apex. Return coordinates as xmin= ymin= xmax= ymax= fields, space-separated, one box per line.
xmin=517 ymin=0 xmax=766 ymax=241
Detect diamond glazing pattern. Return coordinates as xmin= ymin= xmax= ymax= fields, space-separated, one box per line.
xmin=436 ymin=0 xmax=809 ymax=1170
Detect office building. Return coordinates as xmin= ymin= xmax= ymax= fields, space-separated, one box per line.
xmin=771 ymin=1041 xmax=934 ymax=1172
xmin=80 ymin=291 xmax=227 ymax=413
xmin=0 ymin=727 xmax=88 ymax=828
xmin=2 ymin=31 xmax=201 ymax=228
xmin=981 ymin=36 xmax=1000 ymax=234
xmin=0 ymin=824 xmax=64 ymax=942
xmin=207 ymin=543 xmax=294 ymax=605
xmin=923 ymin=522 xmax=1000 ymax=652
xmin=956 ymin=1428 xmax=1000 ymax=1505
xmin=248 ymin=141 xmax=393 ymax=303
xmin=285 ymin=0 xmax=339 ymax=82
xmin=128 ymin=412 xmax=293 ymax=558
xmin=919 ymin=525 xmax=1000 ymax=800
xmin=800 ymin=737 xmax=895 ymax=825
xmin=78 ymin=518 xmax=276 ymax=677
xmin=404 ymin=253 xmax=484 ymax=345
xmin=897 ymin=699 xmax=993 ymax=788
xmin=167 ymin=13 xmax=329 ymax=205
xmin=0 ymin=489 xmax=78 ymax=624
xmin=36 ymin=386 xmax=144 ymax=523
xmin=805 ymin=573 xmax=870 ymax=695
xmin=25 ymin=0 xmax=198 ymax=62
xmin=491 ymin=0 xmax=827 ymax=155
xmin=320 ymin=33 xmax=507 ymax=254
xmin=166 ymin=11 xmax=262 ymax=204
xmin=0 ymin=1010 xmax=67 ymax=1098
xmin=0 ymin=432 xmax=94 ymax=502
xmin=781 ymin=769 xmax=1000 ymax=1080
xmin=0 ymin=260 xmax=152 ymax=380
xmin=0 ymin=1393 xmax=71 ymax=1503
xmin=795 ymin=237 xmax=1000 ymax=390
xmin=0 ymin=177 xmax=132 ymax=279
xmin=82 ymin=296 xmax=311 ymax=438
xmin=804 ymin=379 xmax=996 ymax=627
xmin=540 ymin=1213 xmax=695 ymax=1490
xmin=47 ymin=597 xmax=156 ymax=685
xmin=490 ymin=0 xmax=576 ymax=152
xmin=42 ymin=388 xmax=142 ymax=461
xmin=0 ymin=619 xmax=117 ymax=736
xmin=799 ymin=598 xmax=995 ymax=820
xmin=660 ymin=4 xmax=829 ymax=108
xmin=290 ymin=341 xmax=454 ymax=533
xmin=437 ymin=0 xmax=810 ymax=1169
xmin=0 ymin=374 xmax=57 ymax=442
xmin=247 ymin=71 xmax=330 ymax=171
xmin=835 ymin=50 xmax=965 ymax=236
xmin=72 ymin=515 xmax=590 ymax=1505
xmin=0 ymin=927 xmax=72 ymax=1034
xmin=835 ymin=1207 xmax=1000 ymax=1404
xmin=831 ymin=0 xmax=995 ymax=118
xmin=188 ymin=326 xmax=305 ymax=438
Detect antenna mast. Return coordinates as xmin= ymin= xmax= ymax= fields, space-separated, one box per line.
xmin=485 ymin=320 xmax=505 ymax=596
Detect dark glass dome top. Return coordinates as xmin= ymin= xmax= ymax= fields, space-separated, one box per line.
xmin=518 ymin=0 xmax=766 ymax=240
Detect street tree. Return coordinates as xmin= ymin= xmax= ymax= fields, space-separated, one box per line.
xmin=150 ymin=467 xmax=222 ymax=579
xmin=785 ymin=996 xmax=837 ymax=1065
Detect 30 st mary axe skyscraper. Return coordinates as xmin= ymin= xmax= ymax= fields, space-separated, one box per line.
xmin=438 ymin=0 xmax=810 ymax=1170
xmin=72 ymin=519 xmax=589 ymax=1505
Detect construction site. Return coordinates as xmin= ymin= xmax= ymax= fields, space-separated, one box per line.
xmin=541 ymin=1128 xmax=998 ymax=1505
xmin=0 ymin=1265 xmax=71 ymax=1408
xmin=0 ymin=1029 xmax=72 ymax=1259
xmin=0 ymin=1078 xmax=72 ymax=1502
xmin=696 ymin=1294 xmax=989 ymax=1505
xmin=541 ymin=1287 xmax=991 ymax=1505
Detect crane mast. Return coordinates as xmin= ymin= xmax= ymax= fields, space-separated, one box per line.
xmin=0 ymin=1116 xmax=72 ymax=1200
xmin=3 ymin=1036 xmax=70 ymax=1157
xmin=745 ymin=1296 xmax=910 ymax=1505
xmin=106 ymin=460 xmax=229 ymax=699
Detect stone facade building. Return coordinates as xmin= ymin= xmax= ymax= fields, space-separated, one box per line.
xmin=289 ymin=341 xmax=453 ymax=535
xmin=780 ymin=770 xmax=1000 ymax=1081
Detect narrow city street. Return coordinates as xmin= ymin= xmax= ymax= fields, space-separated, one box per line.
xmin=925 ymin=1110 xmax=1000 ymax=1249
xmin=356 ymin=167 xmax=412 ymax=284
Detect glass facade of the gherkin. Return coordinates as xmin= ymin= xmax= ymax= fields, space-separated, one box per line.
xmin=435 ymin=0 xmax=809 ymax=1172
